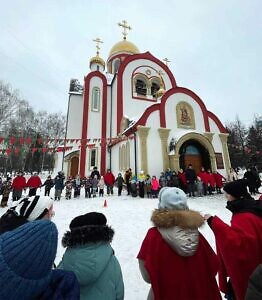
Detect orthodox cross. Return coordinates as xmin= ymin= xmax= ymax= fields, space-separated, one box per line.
xmin=118 ymin=20 xmax=132 ymax=40
xmin=163 ymin=58 xmax=170 ymax=66
xmin=92 ymin=38 xmax=103 ymax=55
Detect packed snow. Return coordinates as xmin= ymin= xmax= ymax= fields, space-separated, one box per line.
xmin=0 ymin=180 xmax=261 ymax=300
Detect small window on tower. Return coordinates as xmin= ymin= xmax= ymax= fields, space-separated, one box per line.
xmin=113 ymin=59 xmax=120 ymax=73
xmin=135 ymin=79 xmax=147 ymax=96
xmin=92 ymin=87 xmax=100 ymax=112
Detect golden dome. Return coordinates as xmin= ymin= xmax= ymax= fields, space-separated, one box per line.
xmin=109 ymin=39 xmax=139 ymax=57
xmin=90 ymin=55 xmax=105 ymax=67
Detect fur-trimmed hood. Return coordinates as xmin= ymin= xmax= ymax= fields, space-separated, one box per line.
xmin=62 ymin=225 xmax=114 ymax=248
xmin=151 ymin=209 xmax=205 ymax=257
xmin=151 ymin=209 xmax=204 ymax=229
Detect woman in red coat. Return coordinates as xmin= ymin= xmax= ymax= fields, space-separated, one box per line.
xmin=205 ymin=180 xmax=262 ymax=300
xmin=137 ymin=187 xmax=221 ymax=300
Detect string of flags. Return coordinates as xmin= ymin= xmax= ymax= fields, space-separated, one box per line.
xmin=0 ymin=135 xmax=135 ymax=156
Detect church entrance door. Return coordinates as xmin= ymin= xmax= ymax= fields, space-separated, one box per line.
xmin=179 ymin=139 xmax=211 ymax=174
xmin=184 ymin=154 xmax=202 ymax=174
xmin=70 ymin=156 xmax=79 ymax=177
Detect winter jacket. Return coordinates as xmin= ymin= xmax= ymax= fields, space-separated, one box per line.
xmin=197 ymin=171 xmax=208 ymax=185
xmin=213 ymin=172 xmax=226 ymax=188
xmin=12 ymin=176 xmax=26 ymax=190
xmin=151 ymin=178 xmax=160 ymax=191
xmin=42 ymin=178 xmax=54 ymax=190
xmin=137 ymin=209 xmax=221 ymax=300
xmin=26 ymin=175 xmax=42 ymax=189
xmin=208 ymin=197 xmax=262 ymax=300
xmin=54 ymin=176 xmax=64 ymax=190
xmin=185 ymin=168 xmax=196 ymax=184
xmin=98 ymin=178 xmax=105 ymax=189
xmin=39 ymin=269 xmax=80 ymax=300
xmin=0 ymin=209 xmax=28 ymax=234
xmin=245 ymin=264 xmax=262 ymax=300
xmin=58 ymin=225 xmax=124 ymax=300
xmin=104 ymin=172 xmax=115 ymax=186
xmin=115 ymin=176 xmax=124 ymax=187
xmin=206 ymin=172 xmax=215 ymax=187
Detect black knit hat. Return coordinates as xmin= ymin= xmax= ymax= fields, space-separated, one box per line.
xmin=69 ymin=212 xmax=107 ymax=229
xmin=223 ymin=179 xmax=249 ymax=198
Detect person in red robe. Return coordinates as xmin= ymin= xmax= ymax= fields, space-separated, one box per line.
xmin=137 ymin=187 xmax=221 ymax=300
xmin=205 ymin=179 xmax=262 ymax=300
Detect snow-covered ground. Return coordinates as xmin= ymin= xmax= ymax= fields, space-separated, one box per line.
xmin=0 ymin=184 xmax=261 ymax=300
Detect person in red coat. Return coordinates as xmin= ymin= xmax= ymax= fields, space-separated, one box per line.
xmin=213 ymin=171 xmax=226 ymax=194
xmin=26 ymin=173 xmax=42 ymax=197
xmin=206 ymin=169 xmax=215 ymax=195
xmin=137 ymin=187 xmax=221 ymax=300
xmin=177 ymin=168 xmax=187 ymax=193
xmin=197 ymin=167 xmax=208 ymax=195
xmin=205 ymin=179 xmax=262 ymax=300
xmin=12 ymin=171 xmax=27 ymax=201
xmin=103 ymin=169 xmax=115 ymax=195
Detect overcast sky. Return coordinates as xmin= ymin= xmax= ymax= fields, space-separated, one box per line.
xmin=0 ymin=0 xmax=261 ymax=125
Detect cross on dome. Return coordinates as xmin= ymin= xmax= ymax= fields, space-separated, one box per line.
xmin=117 ymin=20 xmax=132 ymax=40
xmin=92 ymin=37 xmax=103 ymax=55
xmin=163 ymin=58 xmax=170 ymax=66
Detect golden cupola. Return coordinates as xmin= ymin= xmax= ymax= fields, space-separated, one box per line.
xmin=107 ymin=20 xmax=140 ymax=74
xmin=89 ymin=38 xmax=105 ymax=72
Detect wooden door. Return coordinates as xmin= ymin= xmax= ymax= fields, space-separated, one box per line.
xmin=70 ymin=157 xmax=79 ymax=177
xmin=184 ymin=155 xmax=202 ymax=174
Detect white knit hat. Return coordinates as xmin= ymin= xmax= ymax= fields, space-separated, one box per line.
xmin=12 ymin=196 xmax=54 ymax=221
xmin=158 ymin=187 xmax=188 ymax=210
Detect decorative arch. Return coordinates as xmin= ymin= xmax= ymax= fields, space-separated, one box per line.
xmin=64 ymin=150 xmax=80 ymax=178
xmin=171 ymin=133 xmax=217 ymax=171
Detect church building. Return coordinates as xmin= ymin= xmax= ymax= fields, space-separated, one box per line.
xmin=60 ymin=21 xmax=231 ymax=178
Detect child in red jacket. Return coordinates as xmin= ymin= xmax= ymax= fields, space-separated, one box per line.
xmin=137 ymin=187 xmax=221 ymax=300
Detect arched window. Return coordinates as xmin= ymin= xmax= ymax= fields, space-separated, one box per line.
xmin=135 ymin=79 xmax=147 ymax=96
xmin=151 ymin=82 xmax=160 ymax=98
xmin=92 ymin=87 xmax=100 ymax=112
xmin=113 ymin=59 xmax=121 ymax=73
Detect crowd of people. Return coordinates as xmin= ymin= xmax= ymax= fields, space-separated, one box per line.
xmin=0 ymin=164 xmax=261 ymax=206
xmin=0 ymin=178 xmax=261 ymax=299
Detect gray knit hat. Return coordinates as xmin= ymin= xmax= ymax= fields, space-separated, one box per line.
xmin=158 ymin=187 xmax=188 ymax=210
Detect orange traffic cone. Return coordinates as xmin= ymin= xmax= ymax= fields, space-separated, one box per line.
xmin=103 ymin=199 xmax=107 ymax=207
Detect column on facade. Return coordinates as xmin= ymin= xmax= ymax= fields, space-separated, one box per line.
xmin=219 ymin=133 xmax=231 ymax=174
xmin=137 ymin=126 xmax=150 ymax=174
xmin=158 ymin=128 xmax=171 ymax=172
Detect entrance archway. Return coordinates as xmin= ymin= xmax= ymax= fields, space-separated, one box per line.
xmin=170 ymin=133 xmax=216 ymax=172
xmin=179 ymin=141 xmax=210 ymax=174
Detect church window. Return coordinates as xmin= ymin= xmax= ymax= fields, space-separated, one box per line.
xmin=135 ymin=79 xmax=147 ymax=96
xmin=89 ymin=148 xmax=97 ymax=168
xmin=113 ymin=59 xmax=120 ymax=73
xmin=92 ymin=87 xmax=100 ymax=112
xmin=125 ymin=142 xmax=130 ymax=169
xmin=151 ymin=82 xmax=160 ymax=98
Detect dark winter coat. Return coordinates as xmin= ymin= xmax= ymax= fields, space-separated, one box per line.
xmin=42 ymin=178 xmax=54 ymax=190
xmin=58 ymin=225 xmax=124 ymax=300
xmin=0 ymin=209 xmax=28 ymax=234
xmin=54 ymin=176 xmax=64 ymax=190
xmin=39 ymin=269 xmax=80 ymax=300
xmin=137 ymin=209 xmax=221 ymax=300
xmin=185 ymin=168 xmax=196 ymax=184
xmin=208 ymin=197 xmax=262 ymax=300
xmin=115 ymin=176 xmax=124 ymax=187
xmin=245 ymin=264 xmax=262 ymax=300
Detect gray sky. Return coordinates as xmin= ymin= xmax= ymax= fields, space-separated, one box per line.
xmin=0 ymin=0 xmax=261 ymax=126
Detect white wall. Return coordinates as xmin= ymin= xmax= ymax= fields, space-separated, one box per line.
xmin=67 ymin=93 xmax=83 ymax=139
